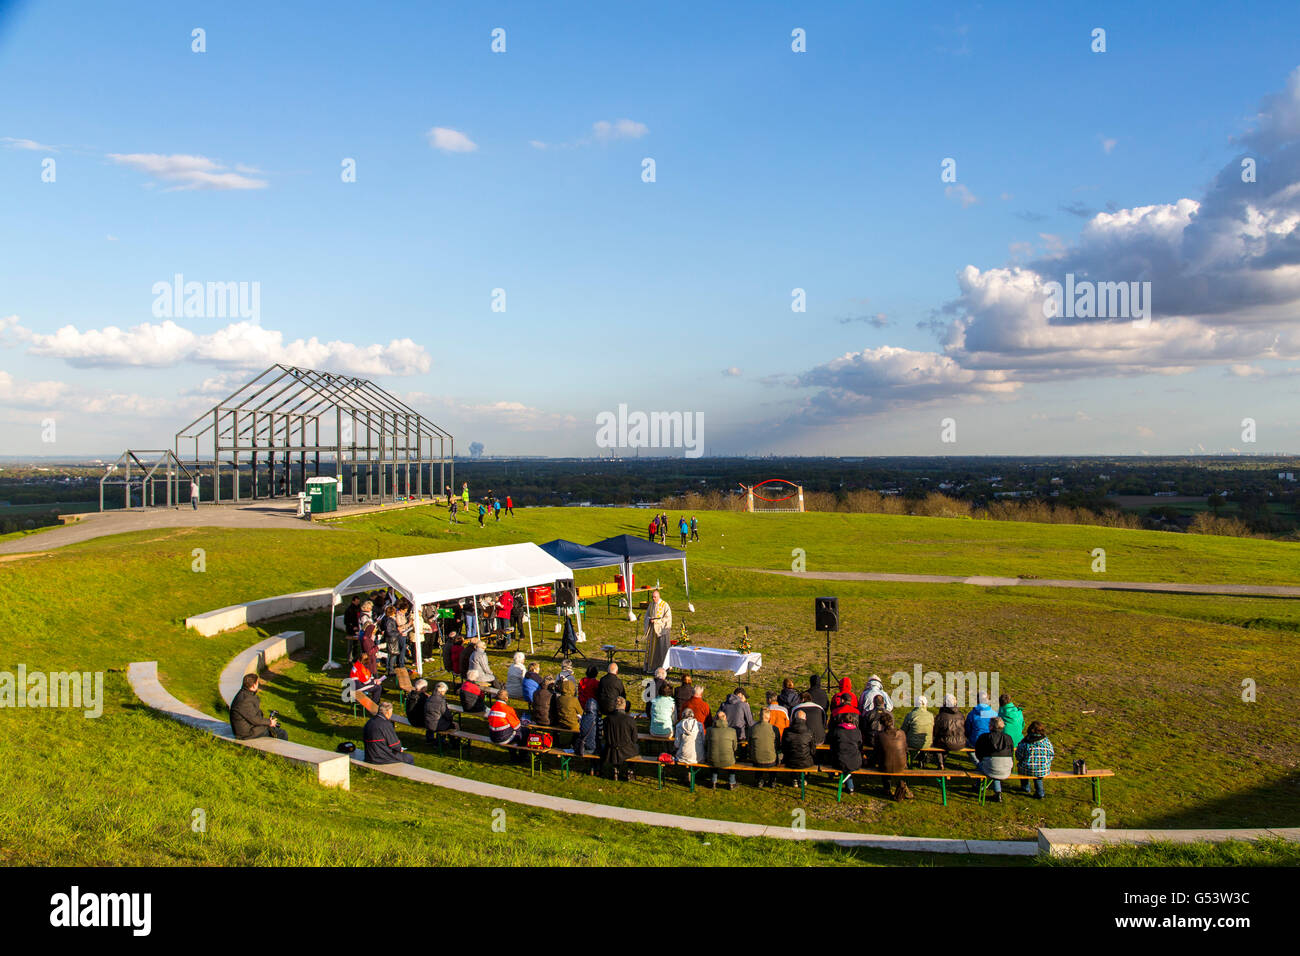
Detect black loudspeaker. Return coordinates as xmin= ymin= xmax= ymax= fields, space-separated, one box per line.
xmin=554 ymin=580 xmax=576 ymax=605
xmin=814 ymin=596 xmax=839 ymax=632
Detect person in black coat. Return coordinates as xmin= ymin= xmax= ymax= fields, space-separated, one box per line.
xmin=229 ymin=674 xmax=287 ymax=740
xmin=776 ymin=678 xmax=801 ymax=713
xmin=424 ymin=682 xmax=456 ymax=740
xmin=781 ymin=713 xmax=816 ymax=773
xmin=792 ymin=693 xmax=826 ymax=746
xmin=807 ymin=674 xmax=830 ymax=712
xmin=828 ymin=712 xmax=864 ymax=794
xmin=531 ymin=678 xmax=556 ymax=726
xmin=597 ymin=663 xmax=626 ymax=717
xmin=344 ymin=596 xmax=362 ymax=661
xmin=674 ymin=674 xmax=696 ymax=720
xmin=602 ymin=697 xmax=640 ymax=781
xmin=405 ymin=679 xmax=430 ymax=727
xmin=363 ymin=701 xmax=414 ymax=764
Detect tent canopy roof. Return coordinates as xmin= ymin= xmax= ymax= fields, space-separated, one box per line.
xmin=333 ymin=542 xmax=573 ymax=606
xmin=537 ymin=539 xmax=625 ymax=571
xmin=587 ymin=534 xmax=685 ymax=566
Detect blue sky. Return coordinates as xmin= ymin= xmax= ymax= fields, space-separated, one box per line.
xmin=3 ymin=0 xmax=1300 ymax=457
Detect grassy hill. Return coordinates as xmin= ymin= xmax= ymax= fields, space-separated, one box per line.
xmin=1 ymin=506 xmax=1296 ymax=865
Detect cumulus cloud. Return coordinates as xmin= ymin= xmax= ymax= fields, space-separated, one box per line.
xmin=10 ymin=318 xmax=430 ymax=376
xmin=404 ymin=392 xmax=579 ymax=432
xmin=426 ymin=127 xmax=478 ymax=153
xmin=794 ymin=346 xmax=1019 ymax=420
xmin=107 ymin=153 xmax=268 ymax=190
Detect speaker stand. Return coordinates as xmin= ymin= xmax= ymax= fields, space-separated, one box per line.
xmin=820 ymin=631 xmax=836 ymax=688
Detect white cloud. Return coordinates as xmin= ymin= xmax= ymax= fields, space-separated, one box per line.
xmin=945 ymin=183 xmax=979 ymax=208
xmin=1100 ymin=135 xmax=1117 ymax=154
xmin=722 ymin=366 xmax=742 ymax=377
xmin=107 ymin=153 xmax=268 ymax=190
xmin=426 ymin=127 xmax=478 ymax=153
xmin=11 ymin=318 xmax=430 ymax=377
xmin=592 ymin=118 xmax=648 ymax=141
xmin=530 ymin=118 xmax=649 ymax=150
xmin=2 ymin=137 xmax=56 ymax=152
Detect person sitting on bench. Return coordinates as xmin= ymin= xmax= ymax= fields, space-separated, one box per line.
xmin=230 ymin=673 xmax=287 ymax=741
xmin=522 ymin=663 xmax=543 ymax=705
xmin=465 ymin=637 xmax=497 ymax=687
xmin=776 ymin=677 xmax=800 ymax=713
xmin=487 ymin=690 xmax=525 ymax=746
xmin=781 ymin=712 xmax=815 ymax=779
xmin=791 ymin=691 xmax=825 ymax=746
xmin=721 ymin=688 xmax=755 ymax=743
xmin=1015 ymin=720 xmax=1055 ymax=799
xmin=348 ymin=657 xmax=384 ymax=706
xmin=965 ymin=691 xmax=998 ymax=754
xmin=649 ymin=684 xmax=676 ymax=737
xmin=867 ymin=711 xmax=912 ymax=801
xmin=597 ymin=663 xmax=626 ymax=718
xmin=531 ymin=676 xmax=555 ymax=726
xmin=602 ymin=696 xmax=639 ymax=782
xmin=932 ymin=694 xmax=966 ymax=769
xmin=828 ymin=711 xmax=863 ymax=795
xmin=750 ymin=707 xmax=780 ymax=788
xmin=555 ymin=679 xmax=583 ymax=731
xmin=863 ymin=693 xmax=891 ymax=737
xmin=674 ymin=674 xmax=696 ymax=720
xmin=902 ymin=695 xmax=936 ymax=768
xmin=578 ymin=666 xmax=600 ymax=709
xmin=424 ymin=682 xmax=456 ymax=740
xmin=706 ymin=710 xmax=739 ymax=790
xmin=674 ymin=707 xmax=705 ymax=765
xmin=575 ymin=698 xmax=599 ymax=759
xmin=974 ymin=717 xmax=1015 ymax=803
xmin=506 ymin=652 xmax=527 ymax=700
xmin=405 ymin=678 xmax=430 ymax=727
xmin=683 ymin=685 xmax=711 ymax=727
xmin=364 ymin=700 xmax=413 ymax=765
xmin=460 ymin=678 xmax=487 ymax=714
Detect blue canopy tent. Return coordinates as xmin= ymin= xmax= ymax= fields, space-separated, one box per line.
xmin=587 ymin=533 xmax=694 ymax=619
xmin=537 ymin=538 xmax=625 ymax=571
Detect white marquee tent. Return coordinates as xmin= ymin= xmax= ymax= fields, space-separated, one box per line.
xmin=326 ymin=542 xmax=575 ymax=675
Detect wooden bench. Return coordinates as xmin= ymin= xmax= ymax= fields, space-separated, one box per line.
xmin=973 ymin=769 xmax=1114 ymax=806
xmin=825 ymin=767 xmax=973 ymax=804
xmin=656 ymin=759 xmax=820 ymax=796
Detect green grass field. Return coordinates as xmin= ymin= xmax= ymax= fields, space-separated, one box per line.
xmin=1 ymin=505 xmax=1296 ymax=865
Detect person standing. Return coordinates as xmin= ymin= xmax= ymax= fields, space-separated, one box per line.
xmin=647 ymin=516 xmax=658 ymax=542
xmin=449 ymin=498 xmax=459 ymax=523
xmin=602 ymin=697 xmax=640 ymax=781
xmin=493 ymin=497 xmax=502 ymax=521
xmin=343 ymin=595 xmax=362 ymax=662
xmin=689 ymin=514 xmax=698 ymax=541
xmin=505 ymin=494 xmax=514 ymax=516
xmin=641 ymin=589 xmax=673 ymax=673
xmin=477 ymin=502 xmax=486 ymax=527
xmin=462 ymin=482 xmax=469 ymax=507
xmin=678 ymin=516 xmax=688 ymax=546
xmin=190 ymin=478 xmax=200 ymax=510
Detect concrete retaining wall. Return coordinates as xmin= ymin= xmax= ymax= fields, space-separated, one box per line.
xmin=185 ymin=587 xmax=333 ymax=637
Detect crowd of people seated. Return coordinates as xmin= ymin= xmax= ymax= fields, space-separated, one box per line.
xmin=348 ymin=628 xmax=1060 ymax=803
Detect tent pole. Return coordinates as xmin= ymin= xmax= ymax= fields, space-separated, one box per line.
xmin=524 ymin=588 xmax=533 ymax=654
xmin=683 ymin=556 xmax=694 ymax=612
xmin=322 ymin=593 xmax=340 ymax=671
xmin=414 ymin=601 xmax=424 ymax=677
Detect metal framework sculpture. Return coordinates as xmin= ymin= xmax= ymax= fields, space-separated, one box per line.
xmin=103 ymin=364 xmax=453 ymax=510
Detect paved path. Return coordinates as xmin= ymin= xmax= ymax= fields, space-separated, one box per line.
xmin=0 ymin=502 xmax=323 ymax=555
xmin=755 ymin=569 xmax=1300 ymax=599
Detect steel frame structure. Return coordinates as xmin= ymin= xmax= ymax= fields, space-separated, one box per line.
xmin=99 ymin=449 xmax=196 ymax=511
xmin=167 ymin=364 xmax=452 ymax=508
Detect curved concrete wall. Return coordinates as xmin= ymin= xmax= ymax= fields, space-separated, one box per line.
xmin=185 ymin=587 xmax=332 ymax=636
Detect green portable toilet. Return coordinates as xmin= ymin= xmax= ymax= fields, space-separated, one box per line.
xmin=306 ymin=476 xmax=338 ymax=514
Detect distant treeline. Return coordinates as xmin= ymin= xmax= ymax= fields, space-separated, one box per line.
xmin=661 ymin=489 xmax=1262 ymax=537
